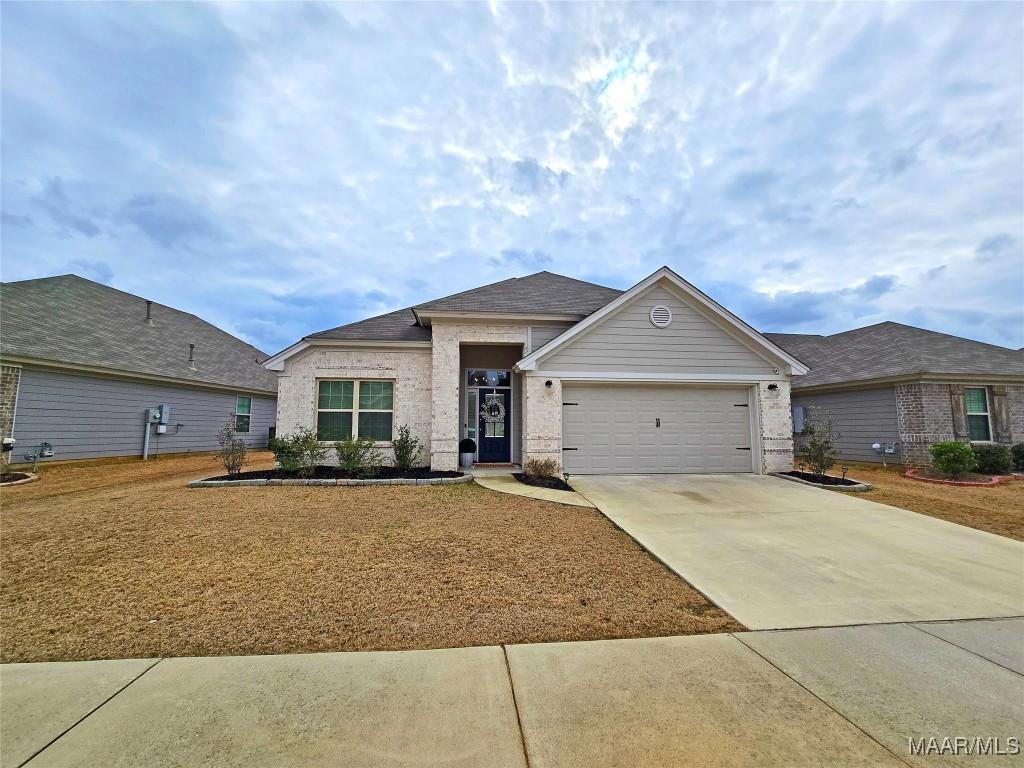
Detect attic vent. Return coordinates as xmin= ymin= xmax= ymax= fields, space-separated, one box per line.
xmin=649 ymin=305 xmax=672 ymax=328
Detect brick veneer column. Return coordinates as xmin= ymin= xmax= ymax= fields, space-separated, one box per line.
xmin=523 ymin=376 xmax=562 ymax=469
xmin=758 ymin=380 xmax=793 ymax=473
xmin=0 ymin=365 xmax=21 ymax=453
xmin=896 ymin=382 xmax=956 ymax=466
xmin=430 ymin=325 xmax=460 ymax=471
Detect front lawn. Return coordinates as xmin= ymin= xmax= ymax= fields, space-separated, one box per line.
xmin=847 ymin=462 xmax=1024 ymax=541
xmin=0 ymin=453 xmax=740 ymax=663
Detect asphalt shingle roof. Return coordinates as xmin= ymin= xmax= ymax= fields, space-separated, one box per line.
xmin=766 ymin=322 xmax=1024 ymax=389
xmin=1 ymin=275 xmax=277 ymax=393
xmin=307 ymin=271 xmax=622 ymax=342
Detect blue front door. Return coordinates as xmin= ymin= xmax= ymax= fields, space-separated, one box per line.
xmin=477 ymin=388 xmax=511 ymax=462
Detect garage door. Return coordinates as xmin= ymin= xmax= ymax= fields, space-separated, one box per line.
xmin=561 ymin=384 xmax=755 ymax=474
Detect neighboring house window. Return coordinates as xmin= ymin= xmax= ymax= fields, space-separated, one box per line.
xmin=234 ymin=396 xmax=251 ymax=433
xmin=316 ymin=380 xmax=393 ymax=442
xmin=964 ymin=387 xmax=991 ymax=441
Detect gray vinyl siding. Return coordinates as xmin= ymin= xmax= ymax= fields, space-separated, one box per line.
xmin=791 ymin=387 xmax=900 ymax=463
xmin=528 ymin=323 xmax=574 ymax=354
xmin=538 ymin=285 xmax=778 ymax=375
xmin=12 ymin=366 xmax=276 ymax=461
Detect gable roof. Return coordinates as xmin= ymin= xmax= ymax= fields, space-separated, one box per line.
xmin=1 ymin=275 xmax=277 ymax=394
xmin=412 ymin=271 xmax=622 ymax=318
xmin=516 ymin=266 xmax=809 ymax=375
xmin=766 ymin=322 xmax=1024 ymax=389
xmin=307 ymin=308 xmax=431 ymax=342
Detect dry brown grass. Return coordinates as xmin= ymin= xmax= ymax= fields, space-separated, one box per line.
xmin=1 ymin=453 xmax=740 ymax=663
xmin=844 ymin=462 xmax=1024 ymax=541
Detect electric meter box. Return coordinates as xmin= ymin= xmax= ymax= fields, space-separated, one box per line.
xmin=158 ymin=404 xmax=171 ymax=424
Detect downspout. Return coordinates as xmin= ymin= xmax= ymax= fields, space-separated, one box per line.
xmin=142 ymin=417 xmax=151 ymax=460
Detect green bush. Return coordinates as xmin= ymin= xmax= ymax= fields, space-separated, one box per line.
xmin=797 ymin=407 xmax=840 ymax=479
xmin=1011 ymin=443 xmax=1024 ymax=472
xmin=270 ymin=428 xmax=327 ymax=478
xmin=335 ymin=436 xmax=383 ymax=476
xmin=391 ymin=424 xmax=422 ymax=471
xmin=972 ymin=443 xmax=1013 ymax=475
xmin=930 ymin=441 xmax=976 ymax=478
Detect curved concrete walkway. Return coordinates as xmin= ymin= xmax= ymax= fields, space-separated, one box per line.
xmin=472 ymin=467 xmax=594 ymax=507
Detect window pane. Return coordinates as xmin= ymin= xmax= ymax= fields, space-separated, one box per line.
xmin=467 ymin=369 xmax=510 ymax=387
xmin=965 ymin=388 xmax=987 ymax=414
xmin=967 ymin=415 xmax=991 ymax=441
xmin=467 ymin=390 xmax=477 ymax=439
xmin=235 ymin=396 xmax=251 ymax=415
xmin=358 ymin=412 xmax=393 ymax=441
xmin=359 ymin=380 xmax=393 ymax=410
xmin=484 ymin=420 xmax=504 ymax=438
xmin=318 ymin=381 xmax=353 ymax=410
xmin=235 ymin=414 xmax=251 ymax=433
xmin=317 ymin=411 xmax=352 ymax=441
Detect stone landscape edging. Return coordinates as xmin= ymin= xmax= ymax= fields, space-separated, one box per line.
xmin=188 ymin=474 xmax=473 ymax=488
xmin=0 ymin=472 xmax=39 ymax=487
xmin=770 ymin=472 xmax=872 ymax=492
xmin=903 ymin=468 xmax=1009 ymax=487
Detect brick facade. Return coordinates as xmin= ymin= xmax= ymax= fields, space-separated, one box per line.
xmin=0 ymin=365 xmax=21 ymax=462
xmin=757 ymin=380 xmax=794 ymax=473
xmin=275 ymin=347 xmax=432 ymax=466
xmin=896 ymin=383 xmax=956 ymax=466
xmin=523 ymin=375 xmax=563 ymax=469
xmin=429 ymin=323 xmax=528 ymax=471
xmin=1009 ymin=385 xmax=1024 ymax=445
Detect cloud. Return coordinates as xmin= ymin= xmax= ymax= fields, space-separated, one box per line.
xmin=0 ymin=2 xmax=1020 ymax=350
xmin=67 ymin=259 xmax=114 ymax=284
xmin=31 ymin=178 xmax=101 ymax=238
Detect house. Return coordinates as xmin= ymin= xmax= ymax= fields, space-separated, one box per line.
xmin=0 ymin=275 xmax=277 ymax=462
xmin=766 ymin=322 xmax=1024 ymax=465
xmin=265 ymin=267 xmax=808 ymax=474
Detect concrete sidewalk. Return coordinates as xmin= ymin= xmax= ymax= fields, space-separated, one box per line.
xmin=3 ymin=619 xmax=1021 ymax=767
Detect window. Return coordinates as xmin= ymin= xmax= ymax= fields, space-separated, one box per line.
xmin=467 ymin=369 xmax=510 ymax=387
xmin=965 ymin=387 xmax=991 ymax=441
xmin=316 ymin=380 xmax=393 ymax=442
xmin=234 ymin=396 xmax=251 ymax=433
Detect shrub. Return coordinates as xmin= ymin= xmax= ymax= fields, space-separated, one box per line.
xmin=458 ymin=437 xmax=476 ymax=454
xmin=217 ymin=418 xmax=248 ymax=477
xmin=335 ymin=436 xmax=383 ymax=476
xmin=797 ymin=407 xmax=840 ymax=479
xmin=523 ymin=457 xmax=560 ymax=480
xmin=270 ymin=428 xmax=327 ymax=478
xmin=392 ymin=424 xmax=422 ymax=471
xmin=1013 ymin=443 xmax=1024 ymax=472
xmin=930 ymin=441 xmax=976 ymax=478
xmin=972 ymin=443 xmax=1013 ymax=476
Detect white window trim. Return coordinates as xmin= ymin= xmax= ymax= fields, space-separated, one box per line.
xmin=964 ymin=386 xmax=993 ymax=443
xmin=234 ymin=395 xmax=252 ymax=433
xmin=315 ymin=379 xmax=395 ymax=444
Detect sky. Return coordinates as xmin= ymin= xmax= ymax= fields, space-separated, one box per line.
xmin=2 ymin=1 xmax=1022 ymax=354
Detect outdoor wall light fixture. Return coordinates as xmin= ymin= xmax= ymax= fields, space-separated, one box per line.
xmin=767 ymin=383 xmax=779 ymax=391
xmin=545 ymin=380 xmax=553 ymax=388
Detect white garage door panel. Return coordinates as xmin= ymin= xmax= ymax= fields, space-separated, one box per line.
xmin=562 ymin=384 xmax=754 ymax=474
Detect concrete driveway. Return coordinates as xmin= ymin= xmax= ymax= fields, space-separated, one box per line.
xmin=570 ymin=474 xmax=1024 ymax=629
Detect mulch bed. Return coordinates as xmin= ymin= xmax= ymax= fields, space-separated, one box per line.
xmin=780 ymin=470 xmax=861 ymax=487
xmin=0 ymin=472 xmax=30 ymax=485
xmin=207 ymin=466 xmax=463 ymax=482
xmin=514 ymin=472 xmax=574 ymax=491
xmin=904 ymin=468 xmax=1002 ymax=486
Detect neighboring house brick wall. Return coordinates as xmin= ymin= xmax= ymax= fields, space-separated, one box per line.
xmin=430 ymin=323 xmax=528 ymax=471
xmin=523 ymin=375 xmax=563 ymax=469
xmin=1 ymin=364 xmax=21 ymax=446
xmin=276 ymin=347 xmax=432 ymax=466
xmin=1009 ymin=385 xmax=1024 ymax=444
xmin=896 ymin=383 xmax=956 ymax=466
xmin=758 ymin=380 xmax=793 ymax=473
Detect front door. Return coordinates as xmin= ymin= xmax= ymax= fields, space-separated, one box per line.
xmin=477 ymin=388 xmax=511 ymax=462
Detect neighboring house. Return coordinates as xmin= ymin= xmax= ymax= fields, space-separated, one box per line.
xmin=265 ymin=267 xmax=807 ymax=474
xmin=0 ymin=275 xmax=277 ymax=462
xmin=766 ymin=322 xmax=1024 ymax=465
